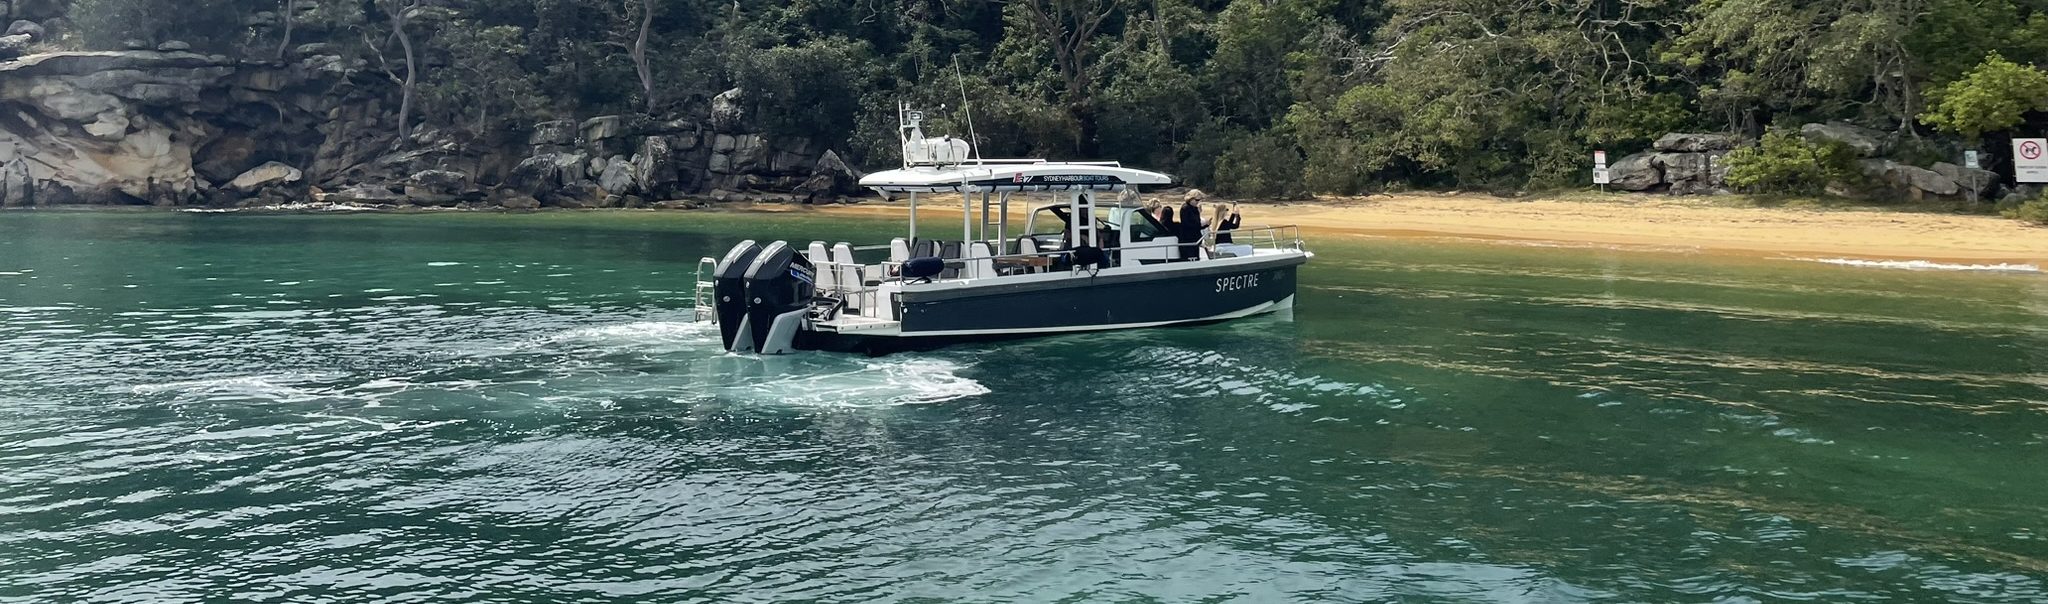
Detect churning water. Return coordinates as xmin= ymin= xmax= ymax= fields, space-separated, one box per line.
xmin=1 ymin=210 xmax=2045 ymax=602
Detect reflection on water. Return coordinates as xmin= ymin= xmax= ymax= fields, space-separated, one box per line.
xmin=0 ymin=211 xmax=2045 ymax=602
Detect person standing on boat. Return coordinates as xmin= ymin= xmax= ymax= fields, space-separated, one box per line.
xmin=1154 ymin=199 xmax=1176 ymax=236
xmin=1214 ymin=203 xmax=1241 ymax=245
xmin=1178 ymin=190 xmax=1207 ymax=261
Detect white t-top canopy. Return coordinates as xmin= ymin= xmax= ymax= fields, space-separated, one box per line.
xmin=861 ymin=161 xmax=1175 ymax=194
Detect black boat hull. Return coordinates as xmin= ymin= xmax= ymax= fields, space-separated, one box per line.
xmin=797 ymin=255 xmax=1304 ymax=354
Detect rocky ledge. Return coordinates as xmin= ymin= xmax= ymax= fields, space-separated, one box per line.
xmin=0 ymin=46 xmax=865 ymax=210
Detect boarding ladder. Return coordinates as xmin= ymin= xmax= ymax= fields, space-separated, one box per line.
xmin=691 ymin=257 xmax=718 ymax=322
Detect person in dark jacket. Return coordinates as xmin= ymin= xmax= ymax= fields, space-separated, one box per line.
xmin=1177 ymin=190 xmax=1207 ymax=261
xmin=1214 ymin=203 xmax=1241 ymax=245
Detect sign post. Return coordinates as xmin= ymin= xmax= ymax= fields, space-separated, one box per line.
xmin=1592 ymin=150 xmax=1610 ymax=191
xmin=2016 ymin=138 xmax=2048 ymax=183
xmin=1964 ymin=150 xmax=1981 ymax=203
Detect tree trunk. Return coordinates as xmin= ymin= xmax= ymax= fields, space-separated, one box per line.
xmin=387 ymin=1 xmax=418 ymax=149
xmin=634 ymin=0 xmax=657 ymax=114
xmin=276 ymin=0 xmax=294 ymax=60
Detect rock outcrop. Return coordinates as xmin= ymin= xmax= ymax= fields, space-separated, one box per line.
xmin=1652 ymin=133 xmax=1738 ymax=153
xmin=1607 ymin=152 xmax=1662 ymax=191
xmin=0 ymin=54 xmax=864 ymax=208
xmin=1801 ymin=122 xmax=1887 ymax=157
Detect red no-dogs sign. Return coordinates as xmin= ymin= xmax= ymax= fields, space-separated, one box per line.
xmin=2017 ymin=138 xmax=2048 ymax=183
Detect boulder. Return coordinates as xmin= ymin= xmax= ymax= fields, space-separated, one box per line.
xmin=708 ymin=152 xmax=733 ymax=174
xmin=731 ymin=134 xmax=769 ymax=173
xmin=544 ymin=182 xmax=603 ymax=208
xmin=1801 ymin=122 xmax=1886 ymax=157
xmin=496 ymin=194 xmax=541 ymax=210
xmin=1862 ymin=159 xmax=1959 ymax=197
xmin=294 ymin=43 xmax=334 ymax=56
xmin=1652 ymin=133 xmax=1739 ymax=153
xmin=323 ymin=183 xmax=405 ymax=205
xmin=121 ymin=39 xmax=150 ymax=51
xmin=1931 ymin=162 xmax=1999 ymax=196
xmin=300 ymin=54 xmax=353 ymax=74
xmin=1652 ymin=152 xmax=1725 ymax=185
xmin=82 ymin=113 xmax=129 ymax=141
xmin=634 ymin=136 xmax=677 ymax=195
xmin=7 ymin=20 xmax=45 ymax=40
xmin=157 ymin=41 xmax=192 ymax=52
xmin=1895 ymin=164 xmax=1960 ymax=196
xmin=226 ymin=161 xmax=302 ymax=193
xmin=530 ymin=119 xmax=576 ymax=147
xmin=1608 ymin=152 xmax=1661 ymax=191
xmin=0 ymin=34 xmax=32 ymax=59
xmin=402 ymin=169 xmax=473 ymax=205
xmin=597 ymin=156 xmax=639 ymax=194
xmin=710 ymin=88 xmax=746 ymax=132
xmin=581 ymin=115 xmax=624 ymax=143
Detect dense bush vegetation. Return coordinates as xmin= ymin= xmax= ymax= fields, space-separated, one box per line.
xmin=1722 ymin=131 xmax=1860 ymax=195
xmin=49 ymin=0 xmax=2048 ymax=197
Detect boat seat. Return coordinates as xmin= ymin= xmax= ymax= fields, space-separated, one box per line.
xmin=966 ymin=242 xmax=994 ymax=279
xmin=889 ymin=238 xmax=910 ymax=263
xmin=939 ymin=241 xmax=962 ymax=279
xmin=812 ymin=242 xmax=839 ymax=294
xmin=831 ymin=243 xmax=862 ymax=309
xmin=1015 ymin=237 xmax=1040 ymax=275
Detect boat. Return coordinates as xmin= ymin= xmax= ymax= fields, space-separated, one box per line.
xmin=691 ymin=104 xmax=1312 ymax=355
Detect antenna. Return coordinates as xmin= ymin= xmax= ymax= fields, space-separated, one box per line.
xmin=953 ymin=56 xmax=983 ymax=166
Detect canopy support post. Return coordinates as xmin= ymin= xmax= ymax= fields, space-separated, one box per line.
xmin=997 ymin=191 xmax=1011 ymax=253
xmin=908 ymin=190 xmax=918 ymax=244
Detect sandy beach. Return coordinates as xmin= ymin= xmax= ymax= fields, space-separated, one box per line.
xmin=802 ymin=193 xmax=2048 ymax=266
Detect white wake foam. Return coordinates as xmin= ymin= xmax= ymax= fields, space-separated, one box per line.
xmin=534 ymin=321 xmax=718 ymax=353
xmin=1787 ymin=257 xmax=2041 ymax=273
xmin=715 ymin=357 xmax=990 ymax=407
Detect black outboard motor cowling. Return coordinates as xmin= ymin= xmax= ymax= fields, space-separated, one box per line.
xmin=712 ymin=240 xmax=763 ymax=352
xmin=741 ymin=241 xmax=816 ymax=354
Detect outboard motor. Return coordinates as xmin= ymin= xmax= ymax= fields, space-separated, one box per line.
xmin=742 ymin=241 xmax=816 ymax=355
xmin=712 ymin=240 xmax=763 ymax=352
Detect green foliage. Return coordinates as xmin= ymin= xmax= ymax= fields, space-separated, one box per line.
xmin=47 ymin=0 xmax=2048 ymax=198
xmin=70 ymin=0 xmax=267 ymax=51
xmin=1212 ymin=129 xmax=1306 ymax=199
xmin=1722 ymin=130 xmax=1859 ymax=194
xmin=1921 ymin=53 xmax=2048 ymax=141
xmin=729 ymin=37 xmax=879 ymax=143
xmin=2002 ymin=195 xmax=2048 ymax=225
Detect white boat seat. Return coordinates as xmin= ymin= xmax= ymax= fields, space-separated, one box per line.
xmin=889 ymin=238 xmax=910 ymax=263
xmin=967 ymin=242 xmax=994 ymax=279
xmin=812 ymin=241 xmax=839 ymax=294
xmin=831 ymin=243 xmax=862 ymax=309
xmin=1017 ymin=237 xmax=1040 ymax=275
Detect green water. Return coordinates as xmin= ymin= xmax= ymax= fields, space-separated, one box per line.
xmin=1 ymin=209 xmax=2045 ymax=602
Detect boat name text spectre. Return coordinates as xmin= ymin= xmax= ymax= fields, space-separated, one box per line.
xmin=1217 ymin=274 xmax=1260 ymax=292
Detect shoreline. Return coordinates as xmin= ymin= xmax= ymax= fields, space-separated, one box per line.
xmin=11 ymin=193 xmax=2045 ymax=269
xmin=800 ymin=194 xmax=2048 ymax=268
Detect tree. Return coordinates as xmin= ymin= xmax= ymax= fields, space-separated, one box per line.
xmin=371 ymin=0 xmax=422 ymax=148
xmin=1005 ymin=0 xmax=1130 ymax=154
xmin=603 ymin=0 xmax=662 ymax=114
xmin=1921 ymin=53 xmax=2048 ymax=142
